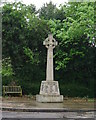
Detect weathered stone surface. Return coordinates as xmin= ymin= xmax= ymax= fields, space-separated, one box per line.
xmin=36 ymin=94 xmax=63 ymax=103
xmin=43 ymin=34 xmax=57 ymax=81
xmin=36 ymin=81 xmax=63 ymax=102
xmin=36 ymin=34 xmax=63 ymax=102
xmin=39 ymin=81 xmax=60 ymax=95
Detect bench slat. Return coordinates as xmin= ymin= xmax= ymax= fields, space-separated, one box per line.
xmin=3 ymin=86 xmax=22 ymax=96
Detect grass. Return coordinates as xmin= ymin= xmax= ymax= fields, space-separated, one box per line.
xmin=88 ymin=98 xmax=95 ymax=102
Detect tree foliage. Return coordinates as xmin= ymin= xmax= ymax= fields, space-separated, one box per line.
xmin=39 ymin=1 xmax=66 ymax=21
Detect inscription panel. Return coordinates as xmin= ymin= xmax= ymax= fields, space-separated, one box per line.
xmin=40 ymin=81 xmax=60 ymax=95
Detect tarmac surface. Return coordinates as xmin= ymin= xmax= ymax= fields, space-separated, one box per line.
xmin=2 ymin=111 xmax=95 ymax=119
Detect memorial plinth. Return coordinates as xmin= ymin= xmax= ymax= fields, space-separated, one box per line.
xmin=36 ymin=34 xmax=63 ymax=103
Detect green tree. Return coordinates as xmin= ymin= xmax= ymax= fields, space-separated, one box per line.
xmin=39 ymin=1 xmax=56 ymax=20
xmin=39 ymin=1 xmax=66 ymax=21
xmin=48 ymin=2 xmax=95 ymax=97
xmin=2 ymin=2 xmax=49 ymax=94
xmin=2 ymin=57 xmax=15 ymax=85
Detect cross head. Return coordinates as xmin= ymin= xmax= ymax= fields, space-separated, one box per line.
xmin=43 ymin=34 xmax=58 ymax=48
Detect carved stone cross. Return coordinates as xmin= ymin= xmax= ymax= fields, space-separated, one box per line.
xmin=43 ymin=34 xmax=58 ymax=81
xmin=36 ymin=33 xmax=63 ymax=102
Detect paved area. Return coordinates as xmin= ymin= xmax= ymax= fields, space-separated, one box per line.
xmin=2 ymin=97 xmax=95 ymax=110
xmin=1 ymin=97 xmax=96 ymax=119
xmin=2 ymin=111 xmax=96 ymax=119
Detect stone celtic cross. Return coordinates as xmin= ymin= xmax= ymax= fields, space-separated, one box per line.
xmin=36 ymin=33 xmax=63 ymax=102
xmin=43 ymin=33 xmax=58 ymax=81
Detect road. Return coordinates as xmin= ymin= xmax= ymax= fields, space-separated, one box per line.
xmin=2 ymin=111 xmax=96 ymax=120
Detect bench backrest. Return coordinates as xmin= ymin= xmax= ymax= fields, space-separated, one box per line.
xmin=3 ymin=86 xmax=22 ymax=93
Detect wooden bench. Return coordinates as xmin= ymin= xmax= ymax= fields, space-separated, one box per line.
xmin=3 ymin=86 xmax=22 ymax=96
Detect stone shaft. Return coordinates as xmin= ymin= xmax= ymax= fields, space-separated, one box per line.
xmin=43 ymin=34 xmax=57 ymax=81
xmin=46 ymin=46 xmax=53 ymax=81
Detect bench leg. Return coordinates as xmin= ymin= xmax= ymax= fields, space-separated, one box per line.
xmin=20 ymin=92 xmax=22 ymax=97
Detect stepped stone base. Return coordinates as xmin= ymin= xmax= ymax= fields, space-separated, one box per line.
xmin=36 ymin=94 xmax=63 ymax=103
xmin=36 ymin=81 xmax=63 ymax=103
